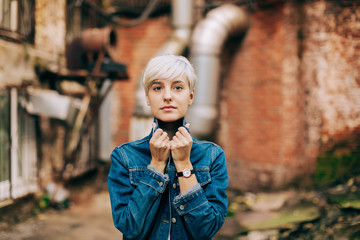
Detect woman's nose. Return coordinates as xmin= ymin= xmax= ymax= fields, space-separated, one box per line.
xmin=163 ymin=88 xmax=173 ymax=101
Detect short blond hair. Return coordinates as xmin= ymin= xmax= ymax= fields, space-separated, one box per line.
xmin=142 ymin=54 xmax=197 ymax=93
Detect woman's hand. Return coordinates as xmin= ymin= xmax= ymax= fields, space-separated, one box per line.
xmin=171 ymin=123 xmax=193 ymax=169
xmin=171 ymin=123 xmax=198 ymax=194
xmin=149 ymin=123 xmax=171 ymax=173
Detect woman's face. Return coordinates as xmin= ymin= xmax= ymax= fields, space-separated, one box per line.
xmin=146 ymin=75 xmax=194 ymax=122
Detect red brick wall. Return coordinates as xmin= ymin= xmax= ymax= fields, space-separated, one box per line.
xmin=110 ymin=0 xmax=360 ymax=191
xmin=220 ymin=0 xmax=360 ymax=191
xmin=111 ymin=16 xmax=172 ymax=147
xmin=219 ymin=2 xmax=310 ymax=191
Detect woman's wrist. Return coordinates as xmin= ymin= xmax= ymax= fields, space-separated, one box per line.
xmin=150 ymin=161 xmax=167 ymax=173
xmin=174 ymin=159 xmax=192 ymax=172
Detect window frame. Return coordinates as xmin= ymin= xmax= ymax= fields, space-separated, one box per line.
xmin=0 ymin=0 xmax=35 ymax=43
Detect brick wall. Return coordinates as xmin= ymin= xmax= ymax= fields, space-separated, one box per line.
xmin=110 ymin=0 xmax=360 ymax=191
xmin=220 ymin=0 xmax=360 ymax=191
xmin=219 ymin=1 xmax=309 ymax=191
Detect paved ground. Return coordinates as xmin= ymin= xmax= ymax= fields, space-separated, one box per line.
xmin=0 ymin=190 xmax=123 ymax=240
xmin=3 ymin=170 xmax=358 ymax=240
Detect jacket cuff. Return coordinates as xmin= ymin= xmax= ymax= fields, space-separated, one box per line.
xmin=180 ymin=183 xmax=201 ymax=197
xmin=140 ymin=166 xmax=169 ymax=194
xmin=172 ymin=185 xmax=208 ymax=216
xmin=147 ymin=165 xmax=167 ymax=178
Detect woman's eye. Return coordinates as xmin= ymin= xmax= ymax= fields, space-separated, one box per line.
xmin=153 ymin=86 xmax=162 ymax=91
xmin=174 ymin=86 xmax=183 ymax=90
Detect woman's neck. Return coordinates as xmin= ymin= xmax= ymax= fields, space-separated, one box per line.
xmin=157 ymin=118 xmax=183 ymax=139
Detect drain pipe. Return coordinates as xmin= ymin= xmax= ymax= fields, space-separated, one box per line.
xmin=131 ymin=0 xmax=194 ymax=140
xmin=187 ymin=4 xmax=249 ymax=138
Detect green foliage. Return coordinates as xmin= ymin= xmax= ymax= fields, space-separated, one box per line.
xmin=315 ymin=142 xmax=360 ymax=187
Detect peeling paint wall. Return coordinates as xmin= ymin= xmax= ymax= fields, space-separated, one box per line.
xmin=0 ymin=1 xmax=66 ymax=197
xmin=0 ymin=0 xmax=66 ymax=88
xmin=35 ymin=0 xmax=66 ymax=56
xmin=302 ymin=1 xmax=360 ymax=153
xmin=219 ymin=0 xmax=360 ymax=191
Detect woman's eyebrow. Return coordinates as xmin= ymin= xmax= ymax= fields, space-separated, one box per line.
xmin=172 ymin=80 xmax=185 ymax=84
xmin=150 ymin=81 xmax=162 ymax=86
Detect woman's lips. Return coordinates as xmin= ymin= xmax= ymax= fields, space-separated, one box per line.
xmin=161 ymin=106 xmax=176 ymax=111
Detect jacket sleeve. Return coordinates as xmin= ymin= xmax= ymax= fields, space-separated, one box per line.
xmin=172 ymin=145 xmax=228 ymax=240
xmin=108 ymin=146 xmax=169 ymax=239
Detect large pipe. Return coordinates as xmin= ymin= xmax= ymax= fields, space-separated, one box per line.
xmin=66 ymin=27 xmax=117 ymax=70
xmin=187 ymin=4 xmax=249 ymax=138
xmin=81 ymin=27 xmax=117 ymax=53
xmin=131 ymin=0 xmax=194 ymax=140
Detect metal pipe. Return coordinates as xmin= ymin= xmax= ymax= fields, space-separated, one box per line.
xmin=187 ymin=4 xmax=249 ymax=137
xmin=81 ymin=27 xmax=117 ymax=53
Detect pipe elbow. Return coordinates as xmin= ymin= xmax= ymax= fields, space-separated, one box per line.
xmin=191 ymin=4 xmax=249 ymax=55
xmin=189 ymin=4 xmax=250 ymax=138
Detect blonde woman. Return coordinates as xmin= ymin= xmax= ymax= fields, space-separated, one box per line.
xmin=108 ymin=54 xmax=228 ymax=240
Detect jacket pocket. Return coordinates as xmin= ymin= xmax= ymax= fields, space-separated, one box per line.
xmin=194 ymin=167 xmax=211 ymax=186
xmin=129 ymin=168 xmax=147 ymax=186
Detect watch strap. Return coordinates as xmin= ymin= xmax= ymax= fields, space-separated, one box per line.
xmin=176 ymin=169 xmax=195 ymax=177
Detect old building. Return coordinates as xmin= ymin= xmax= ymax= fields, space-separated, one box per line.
xmin=0 ymin=0 xmax=359 ymax=209
xmin=0 ymin=0 xmax=127 ymax=205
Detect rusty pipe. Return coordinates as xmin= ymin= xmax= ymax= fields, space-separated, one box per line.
xmin=81 ymin=27 xmax=117 ymax=52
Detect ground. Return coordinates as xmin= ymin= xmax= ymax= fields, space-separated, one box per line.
xmin=0 ymin=170 xmax=122 ymax=240
xmin=0 ymin=190 xmax=122 ymax=240
xmin=1 ymin=170 xmax=360 ymax=240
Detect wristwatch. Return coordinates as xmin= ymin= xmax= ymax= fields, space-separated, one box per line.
xmin=176 ymin=168 xmax=194 ymax=178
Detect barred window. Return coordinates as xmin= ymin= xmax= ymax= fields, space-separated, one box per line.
xmin=0 ymin=0 xmax=35 ymax=43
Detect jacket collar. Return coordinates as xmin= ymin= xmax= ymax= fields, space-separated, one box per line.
xmin=149 ymin=117 xmax=189 ymax=138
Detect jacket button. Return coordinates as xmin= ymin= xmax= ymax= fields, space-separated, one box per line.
xmin=172 ymin=183 xmax=177 ymax=189
xmin=180 ymin=205 xmax=185 ymax=210
xmin=172 ymin=217 xmax=176 ymax=223
xmin=158 ymin=181 xmax=163 ymax=187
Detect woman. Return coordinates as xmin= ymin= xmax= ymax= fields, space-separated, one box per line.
xmin=108 ymin=54 xmax=228 ymax=240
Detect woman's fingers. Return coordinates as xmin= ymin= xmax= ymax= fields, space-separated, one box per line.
xmin=151 ymin=128 xmax=170 ymax=150
xmin=175 ymin=130 xmax=188 ymax=143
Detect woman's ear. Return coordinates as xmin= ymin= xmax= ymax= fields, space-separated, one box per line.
xmin=188 ymin=89 xmax=195 ymax=105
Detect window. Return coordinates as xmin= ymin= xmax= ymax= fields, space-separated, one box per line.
xmin=0 ymin=90 xmax=10 ymax=201
xmin=11 ymin=88 xmax=37 ymax=199
xmin=0 ymin=0 xmax=35 ymax=42
xmin=0 ymin=89 xmax=37 ymax=202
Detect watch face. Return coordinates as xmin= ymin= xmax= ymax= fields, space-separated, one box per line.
xmin=183 ymin=168 xmax=191 ymax=178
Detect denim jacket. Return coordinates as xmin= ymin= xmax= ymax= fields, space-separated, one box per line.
xmin=108 ymin=119 xmax=228 ymax=240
